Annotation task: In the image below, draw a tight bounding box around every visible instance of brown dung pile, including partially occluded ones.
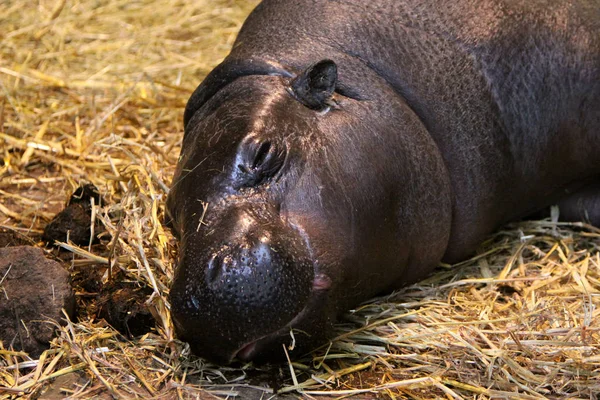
[0,1,598,398]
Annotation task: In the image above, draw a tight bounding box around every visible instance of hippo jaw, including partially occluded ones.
[172,269,333,364]
[232,273,332,362]
[168,200,336,363]
[171,276,330,364]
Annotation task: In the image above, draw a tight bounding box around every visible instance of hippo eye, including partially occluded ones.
[252,141,271,170]
[235,140,285,187]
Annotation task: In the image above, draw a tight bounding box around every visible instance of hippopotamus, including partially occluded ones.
[166,0,600,363]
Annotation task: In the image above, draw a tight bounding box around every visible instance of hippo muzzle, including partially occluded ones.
[169,205,315,363]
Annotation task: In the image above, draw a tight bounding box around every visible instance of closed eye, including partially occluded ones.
[252,141,271,170]
[235,140,286,188]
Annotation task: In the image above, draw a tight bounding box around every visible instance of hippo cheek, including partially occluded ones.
[169,229,316,364]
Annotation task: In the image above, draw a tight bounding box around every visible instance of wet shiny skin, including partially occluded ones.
[167,0,600,363]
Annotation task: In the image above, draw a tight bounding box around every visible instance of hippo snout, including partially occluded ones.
[169,213,314,363]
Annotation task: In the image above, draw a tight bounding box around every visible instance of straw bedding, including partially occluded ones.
[0,1,598,398]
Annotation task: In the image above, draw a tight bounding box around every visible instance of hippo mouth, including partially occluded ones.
[232,273,332,362]
[233,304,309,361]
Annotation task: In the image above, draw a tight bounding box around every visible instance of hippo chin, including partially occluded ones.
[166,0,600,363]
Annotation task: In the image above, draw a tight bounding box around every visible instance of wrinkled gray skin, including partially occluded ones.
[166,0,600,364]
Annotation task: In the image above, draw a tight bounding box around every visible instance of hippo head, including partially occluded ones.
[166,58,451,363]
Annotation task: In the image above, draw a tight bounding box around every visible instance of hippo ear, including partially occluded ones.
[290,60,338,110]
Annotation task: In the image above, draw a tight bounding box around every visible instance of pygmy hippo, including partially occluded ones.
[166,0,600,363]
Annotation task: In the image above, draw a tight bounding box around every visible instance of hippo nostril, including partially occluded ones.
[206,254,224,284]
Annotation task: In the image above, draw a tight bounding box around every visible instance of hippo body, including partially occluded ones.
[167,0,600,363]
